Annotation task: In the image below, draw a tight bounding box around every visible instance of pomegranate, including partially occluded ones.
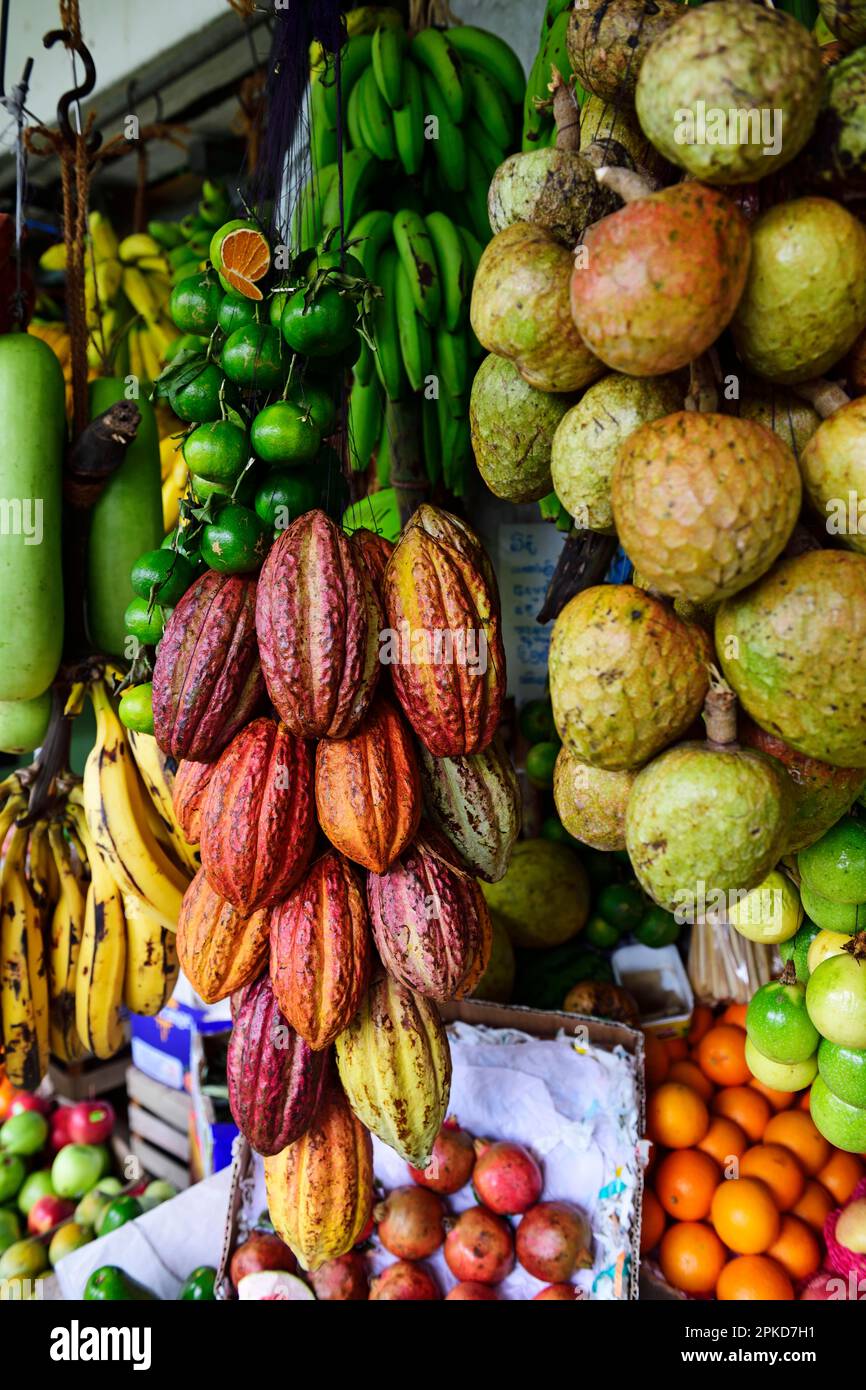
[516,1202,593,1283]
[472,1140,543,1216]
[799,1268,858,1300]
[408,1120,476,1195]
[375,1186,446,1260]
[369,1260,441,1300]
[309,1252,369,1301]
[443,1206,515,1285]
[534,1283,579,1300]
[445,1281,500,1300]
[230,1231,297,1287]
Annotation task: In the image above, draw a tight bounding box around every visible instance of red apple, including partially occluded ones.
[10,1092,51,1118]
[68,1100,115,1145]
[27,1194,75,1235]
[49,1108,74,1154]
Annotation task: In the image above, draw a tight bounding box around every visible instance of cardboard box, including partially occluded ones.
[612,943,695,1040]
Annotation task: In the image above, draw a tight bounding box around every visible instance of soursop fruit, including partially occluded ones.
[551,372,682,533]
[470,354,574,503]
[553,747,636,852]
[488,149,617,248]
[567,0,683,105]
[738,389,821,461]
[799,397,866,553]
[809,47,866,189]
[635,3,822,184]
[819,0,866,47]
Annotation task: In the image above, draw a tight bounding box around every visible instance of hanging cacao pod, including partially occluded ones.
[315,697,422,873]
[335,968,452,1166]
[152,571,264,761]
[227,974,328,1156]
[264,1075,374,1272]
[417,733,521,882]
[367,831,493,1001]
[199,717,315,914]
[270,851,371,1050]
[175,867,269,1003]
[348,528,394,605]
[172,757,215,844]
[383,505,505,757]
[255,510,382,739]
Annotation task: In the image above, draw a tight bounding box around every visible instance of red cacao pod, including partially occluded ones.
[383,505,505,756]
[315,697,422,873]
[199,717,315,914]
[417,732,521,882]
[367,831,493,1002]
[270,850,371,1050]
[348,528,393,605]
[256,510,382,739]
[172,757,215,844]
[227,973,328,1156]
[153,571,264,761]
[175,867,269,1004]
[264,1076,374,1272]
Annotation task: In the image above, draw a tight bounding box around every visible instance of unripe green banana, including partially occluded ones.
[424,211,469,333]
[394,259,433,392]
[348,373,383,471]
[464,61,515,149]
[411,28,466,122]
[464,116,508,180]
[357,64,397,162]
[371,24,407,108]
[392,207,441,327]
[372,245,406,401]
[348,208,394,277]
[418,70,466,192]
[434,325,470,398]
[443,24,526,104]
[392,59,425,176]
[322,33,374,129]
[321,148,379,233]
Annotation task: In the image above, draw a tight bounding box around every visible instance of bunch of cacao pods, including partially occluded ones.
[154,503,521,1272]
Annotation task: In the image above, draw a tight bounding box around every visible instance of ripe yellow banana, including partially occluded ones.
[89,211,120,263]
[122,266,161,322]
[118,232,162,263]
[127,728,200,878]
[72,807,127,1061]
[47,822,88,1064]
[122,891,179,1017]
[27,820,58,909]
[138,325,163,383]
[0,822,50,1088]
[83,681,188,930]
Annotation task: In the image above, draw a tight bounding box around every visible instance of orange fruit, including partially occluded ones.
[698,1116,748,1169]
[749,1077,795,1111]
[716,1254,793,1301]
[688,1004,713,1046]
[647,1082,710,1149]
[763,1110,830,1177]
[668,1059,714,1102]
[767,1214,821,1282]
[659,1221,727,1295]
[640,1188,666,1253]
[817,1150,864,1205]
[710,1176,780,1254]
[740,1144,805,1212]
[791,1179,834,1232]
[721,1002,749,1028]
[655,1149,720,1221]
[799,1087,812,1111]
[218,227,270,301]
[712,1085,771,1143]
[697,1024,751,1087]
[644,1033,670,1088]
[664,1037,689,1062]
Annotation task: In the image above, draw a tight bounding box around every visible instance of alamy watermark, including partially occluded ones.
[0,497,42,545]
[379,622,488,677]
[672,880,782,927]
[674,103,783,160]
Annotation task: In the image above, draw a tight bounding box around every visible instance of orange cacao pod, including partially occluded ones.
[315,697,422,873]
[367,831,493,1001]
[270,851,371,1050]
[264,1075,374,1272]
[348,528,394,605]
[175,867,269,1004]
[383,505,505,756]
[199,717,315,914]
[172,757,215,844]
[255,510,382,739]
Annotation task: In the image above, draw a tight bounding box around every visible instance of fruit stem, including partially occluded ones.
[703,667,738,748]
[685,353,720,414]
[843,930,866,961]
[593,166,654,202]
[792,378,850,419]
[550,67,581,152]
[779,960,797,986]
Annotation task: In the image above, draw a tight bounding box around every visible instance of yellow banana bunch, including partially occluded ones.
[68,804,127,1061]
[127,728,200,878]
[46,822,88,1064]
[162,443,190,533]
[122,891,179,1017]
[0,819,50,1089]
[90,211,120,263]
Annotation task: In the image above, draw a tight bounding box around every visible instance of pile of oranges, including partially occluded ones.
[641,1003,865,1300]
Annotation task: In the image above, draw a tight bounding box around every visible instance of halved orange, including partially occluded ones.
[215,222,270,301]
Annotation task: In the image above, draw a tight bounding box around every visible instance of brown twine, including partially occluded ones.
[232,69,266,174]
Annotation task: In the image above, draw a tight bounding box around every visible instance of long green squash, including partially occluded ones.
[0,334,65,700]
[86,379,162,657]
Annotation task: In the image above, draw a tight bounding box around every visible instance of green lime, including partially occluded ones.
[96,1196,143,1238]
[634,905,681,949]
[285,378,338,437]
[124,598,169,645]
[0,1207,20,1256]
[779,919,822,982]
[201,504,269,573]
[169,272,224,334]
[165,332,207,362]
[209,217,259,273]
[799,879,866,933]
[585,915,621,950]
[118,684,155,735]
[84,1265,157,1302]
[254,470,318,530]
[540,815,580,848]
[518,698,557,744]
[526,741,559,789]
[183,419,250,483]
[190,475,233,504]
[817,1037,866,1108]
[268,288,295,327]
[220,324,285,390]
[746,974,820,1065]
[131,548,196,605]
[178,1265,217,1301]
[596,882,645,932]
[0,1153,25,1205]
[251,400,321,465]
[280,285,356,356]
[217,292,259,335]
[798,815,866,904]
[172,363,233,423]
[162,527,204,569]
[303,249,366,281]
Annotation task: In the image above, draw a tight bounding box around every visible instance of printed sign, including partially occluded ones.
[497,523,566,701]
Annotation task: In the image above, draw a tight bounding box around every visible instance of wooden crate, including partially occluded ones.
[49,1049,132,1101]
[126,1066,192,1190]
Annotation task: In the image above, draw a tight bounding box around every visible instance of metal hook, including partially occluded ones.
[43,27,101,153]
